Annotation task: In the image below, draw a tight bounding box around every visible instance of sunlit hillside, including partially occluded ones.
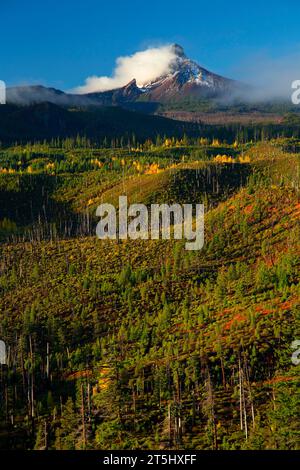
[0,138,299,450]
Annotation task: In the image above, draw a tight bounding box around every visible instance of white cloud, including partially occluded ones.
[233,49,300,101]
[72,45,177,94]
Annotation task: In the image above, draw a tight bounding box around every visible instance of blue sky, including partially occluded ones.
[1,0,300,90]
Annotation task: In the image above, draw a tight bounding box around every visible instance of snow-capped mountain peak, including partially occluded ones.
[6,44,241,108]
[140,44,236,101]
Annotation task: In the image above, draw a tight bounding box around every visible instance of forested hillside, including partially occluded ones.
[0,137,299,449]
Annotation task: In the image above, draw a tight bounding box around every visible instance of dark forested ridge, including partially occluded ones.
[0,103,200,143]
[2,102,300,146]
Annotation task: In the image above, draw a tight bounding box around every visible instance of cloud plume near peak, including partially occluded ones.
[73,45,177,94]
